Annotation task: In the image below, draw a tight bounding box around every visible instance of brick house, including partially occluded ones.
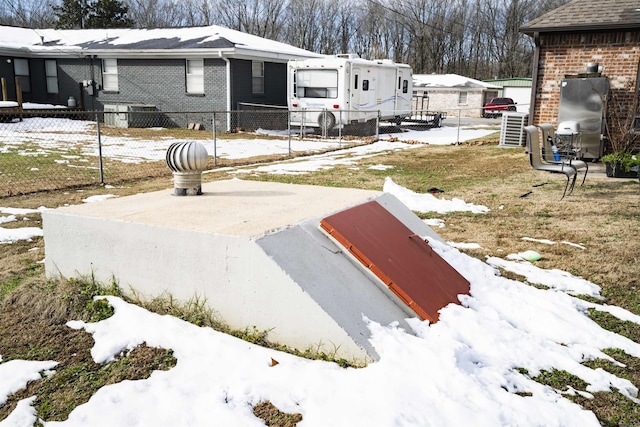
[0,25,319,129]
[413,74,500,118]
[520,0,640,155]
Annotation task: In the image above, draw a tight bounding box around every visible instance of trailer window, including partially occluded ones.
[362,80,369,91]
[296,69,338,98]
[402,80,408,94]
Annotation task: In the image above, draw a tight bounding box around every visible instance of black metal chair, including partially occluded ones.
[524,125,578,199]
[537,123,589,186]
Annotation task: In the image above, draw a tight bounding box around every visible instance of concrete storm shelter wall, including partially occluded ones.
[43,179,461,362]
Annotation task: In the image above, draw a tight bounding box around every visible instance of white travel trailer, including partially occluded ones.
[287,54,413,134]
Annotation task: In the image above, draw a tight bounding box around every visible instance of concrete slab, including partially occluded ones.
[43,178,444,362]
[58,178,382,237]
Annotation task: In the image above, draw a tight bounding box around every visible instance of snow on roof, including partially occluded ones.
[413,74,500,90]
[0,25,320,59]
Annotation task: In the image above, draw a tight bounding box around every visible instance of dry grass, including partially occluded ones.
[1,135,640,425]
[0,277,177,421]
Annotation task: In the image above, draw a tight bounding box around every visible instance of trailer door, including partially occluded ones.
[396,67,412,114]
[352,67,361,117]
[352,67,374,120]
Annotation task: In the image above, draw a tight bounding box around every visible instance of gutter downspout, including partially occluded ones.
[219,51,231,132]
[528,31,541,126]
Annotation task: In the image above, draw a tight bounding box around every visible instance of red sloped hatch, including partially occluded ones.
[320,200,470,323]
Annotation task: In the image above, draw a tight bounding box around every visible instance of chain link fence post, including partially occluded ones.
[287,109,292,157]
[338,109,343,147]
[212,111,217,167]
[96,111,104,184]
[457,108,462,144]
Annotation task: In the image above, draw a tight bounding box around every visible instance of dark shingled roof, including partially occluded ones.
[521,0,640,34]
[73,36,236,50]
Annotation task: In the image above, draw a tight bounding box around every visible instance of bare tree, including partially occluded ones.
[5,0,572,78]
[181,0,216,27]
[283,0,344,54]
[124,0,184,28]
[481,0,537,78]
[215,0,286,40]
[353,1,389,59]
[335,0,357,55]
[0,0,56,27]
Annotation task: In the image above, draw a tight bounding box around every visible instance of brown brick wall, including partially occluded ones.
[533,30,640,127]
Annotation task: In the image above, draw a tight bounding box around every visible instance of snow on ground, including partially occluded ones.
[383,177,489,214]
[0,117,497,164]
[0,207,48,244]
[2,226,637,426]
[3,120,639,426]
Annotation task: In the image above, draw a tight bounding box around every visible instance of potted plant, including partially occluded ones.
[601,151,639,178]
[602,83,640,178]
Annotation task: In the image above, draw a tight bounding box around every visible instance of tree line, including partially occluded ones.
[0,0,570,79]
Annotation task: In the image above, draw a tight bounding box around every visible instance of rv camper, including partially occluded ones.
[288,54,413,134]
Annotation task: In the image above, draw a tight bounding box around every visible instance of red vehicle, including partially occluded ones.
[483,97,516,118]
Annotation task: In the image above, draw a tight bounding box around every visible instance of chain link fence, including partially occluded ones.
[0,105,452,198]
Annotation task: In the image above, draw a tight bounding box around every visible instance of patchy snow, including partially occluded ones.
[448,241,483,250]
[4,237,638,426]
[3,120,636,427]
[0,227,43,244]
[383,176,489,214]
[0,361,57,407]
[522,236,556,245]
[0,207,49,243]
[81,195,117,203]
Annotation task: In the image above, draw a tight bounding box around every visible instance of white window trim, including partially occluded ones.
[458,91,468,105]
[252,61,264,95]
[186,59,204,94]
[102,59,119,92]
[14,58,31,93]
[45,59,59,94]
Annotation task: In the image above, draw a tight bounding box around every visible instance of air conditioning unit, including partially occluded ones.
[103,104,156,128]
[499,112,529,148]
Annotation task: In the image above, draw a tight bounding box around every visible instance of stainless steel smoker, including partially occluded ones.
[557,68,609,160]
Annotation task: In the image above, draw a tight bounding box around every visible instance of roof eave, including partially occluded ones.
[231,46,322,62]
[521,23,640,36]
[75,47,237,58]
[3,45,320,61]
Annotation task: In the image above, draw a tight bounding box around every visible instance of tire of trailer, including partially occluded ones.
[318,112,336,134]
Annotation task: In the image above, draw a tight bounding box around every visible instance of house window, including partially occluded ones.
[102,59,119,92]
[186,59,204,94]
[458,91,468,104]
[14,58,31,93]
[45,60,59,94]
[252,61,264,94]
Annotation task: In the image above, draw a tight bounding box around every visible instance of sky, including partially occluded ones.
[2,121,640,426]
